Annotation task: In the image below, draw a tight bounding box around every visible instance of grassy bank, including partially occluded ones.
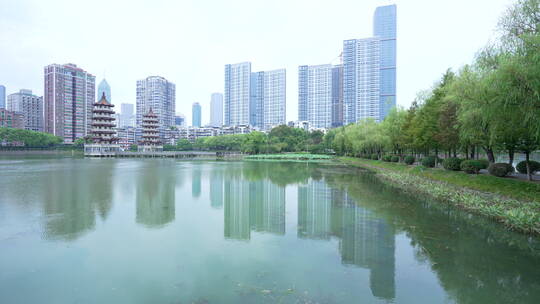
[245,153,333,160]
[339,157,540,235]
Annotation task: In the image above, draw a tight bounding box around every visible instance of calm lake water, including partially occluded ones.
[0,157,539,304]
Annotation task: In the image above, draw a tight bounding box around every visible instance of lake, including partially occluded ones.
[0,157,539,303]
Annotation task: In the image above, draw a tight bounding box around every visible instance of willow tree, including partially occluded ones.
[452,66,498,163]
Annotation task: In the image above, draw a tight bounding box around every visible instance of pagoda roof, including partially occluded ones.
[96,92,113,106]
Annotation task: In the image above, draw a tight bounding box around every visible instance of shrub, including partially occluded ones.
[371,154,379,160]
[421,156,436,168]
[460,160,484,174]
[391,156,399,163]
[382,155,392,162]
[488,163,514,177]
[477,159,490,170]
[516,160,540,174]
[404,156,415,165]
[442,157,462,171]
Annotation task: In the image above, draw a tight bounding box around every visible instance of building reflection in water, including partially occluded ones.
[43,161,115,241]
[210,168,223,209]
[192,165,202,198]
[223,172,286,240]
[299,179,396,301]
[136,163,176,228]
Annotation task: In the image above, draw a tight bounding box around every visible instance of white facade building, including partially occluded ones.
[224,62,251,126]
[343,38,381,123]
[298,64,333,129]
[7,89,43,132]
[136,76,175,139]
[262,69,286,131]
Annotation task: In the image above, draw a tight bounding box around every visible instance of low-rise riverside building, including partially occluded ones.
[117,126,136,150]
[0,109,24,129]
[84,93,120,156]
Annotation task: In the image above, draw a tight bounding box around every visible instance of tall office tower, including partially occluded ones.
[224,62,251,126]
[331,65,344,127]
[343,38,381,124]
[97,79,111,104]
[44,63,96,143]
[119,103,134,127]
[374,4,397,120]
[136,76,175,138]
[210,93,223,127]
[298,64,333,129]
[7,89,43,131]
[0,85,5,109]
[192,102,202,127]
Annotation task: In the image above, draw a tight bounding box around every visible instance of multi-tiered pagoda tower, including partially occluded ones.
[138,108,163,152]
[84,93,120,156]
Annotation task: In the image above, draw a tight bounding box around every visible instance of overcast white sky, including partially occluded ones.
[0,0,513,125]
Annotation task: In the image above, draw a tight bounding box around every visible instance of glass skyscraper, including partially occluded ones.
[97,79,111,104]
[374,4,397,121]
[0,85,5,109]
[210,93,223,127]
[192,102,202,127]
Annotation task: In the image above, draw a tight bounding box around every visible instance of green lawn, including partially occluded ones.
[340,157,540,203]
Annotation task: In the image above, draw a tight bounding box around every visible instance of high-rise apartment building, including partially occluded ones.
[331,65,344,127]
[210,93,223,127]
[226,62,286,130]
[44,63,96,143]
[249,71,264,128]
[342,5,396,124]
[192,102,201,127]
[298,64,333,129]
[119,103,135,128]
[136,76,175,139]
[343,38,381,124]
[224,62,251,126]
[250,69,286,130]
[97,79,111,104]
[374,4,397,120]
[261,69,286,130]
[0,85,5,109]
[7,89,43,132]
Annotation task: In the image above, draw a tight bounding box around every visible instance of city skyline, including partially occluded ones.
[0,0,513,126]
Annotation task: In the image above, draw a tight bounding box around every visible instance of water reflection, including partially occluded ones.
[192,165,202,198]
[223,167,286,240]
[210,167,223,209]
[298,178,396,300]
[43,160,115,240]
[135,162,176,228]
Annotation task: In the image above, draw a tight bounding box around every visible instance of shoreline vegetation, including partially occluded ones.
[339,157,540,235]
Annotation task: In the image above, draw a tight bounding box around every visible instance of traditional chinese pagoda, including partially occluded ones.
[84,93,120,156]
[138,107,163,152]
